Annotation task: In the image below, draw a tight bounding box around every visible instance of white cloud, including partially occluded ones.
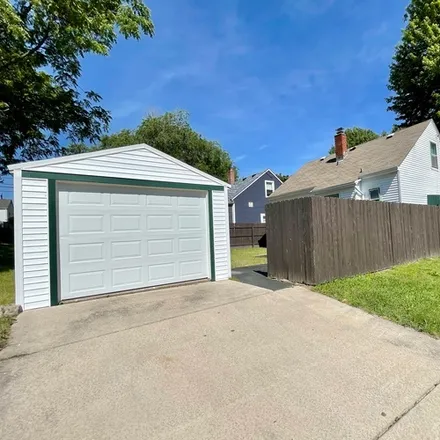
[215,107,247,121]
[357,22,393,64]
[112,100,144,119]
[259,144,268,151]
[234,154,247,162]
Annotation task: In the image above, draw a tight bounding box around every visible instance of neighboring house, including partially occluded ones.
[0,199,13,223]
[10,144,231,310]
[270,120,440,205]
[228,169,283,223]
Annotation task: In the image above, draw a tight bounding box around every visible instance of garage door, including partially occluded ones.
[58,182,210,300]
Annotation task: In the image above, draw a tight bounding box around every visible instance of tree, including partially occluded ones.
[328,127,380,154]
[0,0,154,173]
[276,173,289,182]
[387,0,440,127]
[63,110,233,181]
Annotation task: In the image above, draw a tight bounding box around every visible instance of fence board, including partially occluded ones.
[229,223,266,248]
[267,197,440,285]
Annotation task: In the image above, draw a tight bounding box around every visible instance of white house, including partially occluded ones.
[9,144,231,310]
[270,120,440,206]
[0,199,13,223]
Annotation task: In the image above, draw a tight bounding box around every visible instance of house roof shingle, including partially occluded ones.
[271,120,432,200]
[228,170,267,202]
[0,199,12,209]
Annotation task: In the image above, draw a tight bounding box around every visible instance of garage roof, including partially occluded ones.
[8,143,230,188]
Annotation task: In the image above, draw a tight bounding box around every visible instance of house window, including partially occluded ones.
[260,213,266,223]
[369,188,381,201]
[428,195,440,206]
[265,180,275,197]
[248,201,254,208]
[431,142,438,169]
[326,194,340,198]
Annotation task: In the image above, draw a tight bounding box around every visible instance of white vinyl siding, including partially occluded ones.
[361,173,400,203]
[21,177,50,309]
[212,189,231,281]
[339,188,355,199]
[399,121,440,204]
[32,148,217,186]
[316,173,399,202]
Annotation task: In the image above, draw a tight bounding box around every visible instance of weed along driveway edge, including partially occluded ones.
[1,281,440,439]
[0,244,16,350]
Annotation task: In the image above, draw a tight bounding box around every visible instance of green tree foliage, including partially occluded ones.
[63,111,233,181]
[328,127,380,154]
[0,0,154,173]
[276,173,289,182]
[387,0,440,127]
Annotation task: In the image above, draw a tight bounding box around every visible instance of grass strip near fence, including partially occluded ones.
[315,258,440,337]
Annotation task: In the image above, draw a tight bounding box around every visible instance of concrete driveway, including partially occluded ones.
[1,281,440,440]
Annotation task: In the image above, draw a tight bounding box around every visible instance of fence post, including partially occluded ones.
[251,225,255,248]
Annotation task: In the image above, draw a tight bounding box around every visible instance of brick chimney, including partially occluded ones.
[334,127,347,161]
[228,167,236,185]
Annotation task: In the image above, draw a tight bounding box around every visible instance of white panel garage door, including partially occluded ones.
[58,182,210,300]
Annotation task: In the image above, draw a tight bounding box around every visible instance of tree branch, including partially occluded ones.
[0,28,50,71]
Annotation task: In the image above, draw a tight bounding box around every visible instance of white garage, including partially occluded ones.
[10,144,231,310]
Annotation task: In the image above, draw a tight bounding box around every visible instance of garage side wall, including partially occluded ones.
[212,189,231,280]
[20,177,50,309]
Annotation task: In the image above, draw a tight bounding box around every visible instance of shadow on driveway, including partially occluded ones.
[231,264,293,291]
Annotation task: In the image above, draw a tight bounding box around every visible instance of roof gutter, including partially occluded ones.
[268,186,315,202]
[311,181,355,195]
[358,166,398,180]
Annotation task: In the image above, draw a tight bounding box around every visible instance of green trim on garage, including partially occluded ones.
[208,191,216,281]
[48,180,59,306]
[22,171,224,192]
[24,171,222,305]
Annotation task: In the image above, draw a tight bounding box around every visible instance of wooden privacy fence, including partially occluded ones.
[230,223,266,247]
[266,197,440,285]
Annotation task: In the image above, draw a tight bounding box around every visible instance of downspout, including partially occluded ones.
[397,169,403,203]
[353,178,363,200]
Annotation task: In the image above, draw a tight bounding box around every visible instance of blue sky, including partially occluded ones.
[0,0,408,198]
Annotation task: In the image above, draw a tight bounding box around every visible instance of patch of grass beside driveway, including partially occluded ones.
[231,247,267,269]
[314,258,440,337]
[0,243,15,350]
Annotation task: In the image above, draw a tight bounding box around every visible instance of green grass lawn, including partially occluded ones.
[0,244,15,350]
[231,247,267,269]
[315,258,440,337]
